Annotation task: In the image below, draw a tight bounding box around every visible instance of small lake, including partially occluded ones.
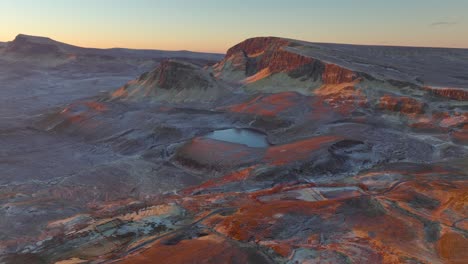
[204,128,270,148]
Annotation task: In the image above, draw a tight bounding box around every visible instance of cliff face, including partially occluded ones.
[322,64,358,85]
[379,95,426,115]
[426,87,468,101]
[225,37,289,57]
[226,37,315,76]
[212,37,360,91]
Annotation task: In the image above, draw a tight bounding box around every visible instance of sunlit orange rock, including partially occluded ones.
[411,112,468,134]
[225,37,290,58]
[175,138,265,170]
[322,64,358,85]
[227,92,303,116]
[426,87,468,101]
[378,94,426,115]
[184,166,257,195]
[437,232,468,264]
[118,234,272,264]
[213,36,363,94]
[264,136,342,165]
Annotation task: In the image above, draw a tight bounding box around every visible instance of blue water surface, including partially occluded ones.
[204,128,269,148]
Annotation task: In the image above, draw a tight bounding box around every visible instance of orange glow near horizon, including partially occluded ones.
[1,1,467,53]
[3,31,468,54]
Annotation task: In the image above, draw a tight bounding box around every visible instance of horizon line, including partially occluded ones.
[3,33,468,53]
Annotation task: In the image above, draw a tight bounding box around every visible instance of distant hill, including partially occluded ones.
[0,34,223,67]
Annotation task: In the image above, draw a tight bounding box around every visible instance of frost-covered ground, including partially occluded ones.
[1,36,467,264]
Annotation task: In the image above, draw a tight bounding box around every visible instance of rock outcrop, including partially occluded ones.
[426,87,468,101]
[112,60,230,102]
[212,37,361,94]
[378,94,426,115]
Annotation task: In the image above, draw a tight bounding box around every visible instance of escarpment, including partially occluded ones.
[379,95,426,115]
[211,37,467,124]
[212,37,361,94]
[322,64,358,85]
[426,87,468,101]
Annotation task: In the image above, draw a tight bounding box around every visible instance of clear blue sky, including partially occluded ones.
[0,0,466,52]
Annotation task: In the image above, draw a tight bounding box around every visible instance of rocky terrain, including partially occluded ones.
[111,60,231,103]
[0,36,467,263]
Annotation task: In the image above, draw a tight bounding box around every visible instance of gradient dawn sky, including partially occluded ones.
[1,0,467,53]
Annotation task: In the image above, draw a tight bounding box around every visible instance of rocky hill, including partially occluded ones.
[111,60,231,102]
[212,36,468,92]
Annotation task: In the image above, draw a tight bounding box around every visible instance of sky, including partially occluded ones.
[0,0,467,53]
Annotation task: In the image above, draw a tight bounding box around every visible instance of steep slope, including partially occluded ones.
[212,37,468,101]
[3,34,78,56]
[213,37,468,89]
[291,40,468,88]
[111,60,230,102]
[213,37,467,138]
[212,37,360,94]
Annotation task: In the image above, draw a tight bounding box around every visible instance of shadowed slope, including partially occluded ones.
[111,60,231,102]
